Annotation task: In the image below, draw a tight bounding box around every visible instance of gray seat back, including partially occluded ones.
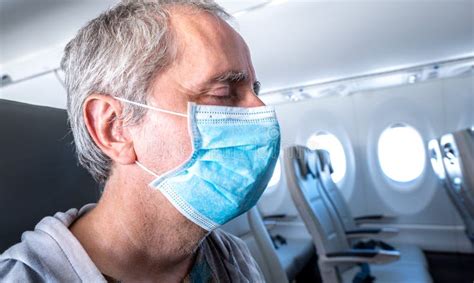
[247,208,288,283]
[440,128,474,242]
[284,146,350,256]
[453,129,474,208]
[0,99,100,252]
[429,137,471,233]
[221,209,288,283]
[316,150,357,232]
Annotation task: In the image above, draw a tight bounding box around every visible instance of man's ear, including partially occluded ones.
[83,94,137,165]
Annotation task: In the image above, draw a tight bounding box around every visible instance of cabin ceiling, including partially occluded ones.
[0,0,473,92]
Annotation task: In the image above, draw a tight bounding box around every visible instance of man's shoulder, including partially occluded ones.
[0,256,44,282]
[204,228,265,282]
[0,218,77,282]
[0,227,55,282]
[211,228,249,251]
[0,205,104,282]
[209,228,259,261]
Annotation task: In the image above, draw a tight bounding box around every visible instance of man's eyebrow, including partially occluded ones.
[214,71,249,84]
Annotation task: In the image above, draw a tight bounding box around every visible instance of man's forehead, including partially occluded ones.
[168,5,233,35]
[169,6,245,53]
[166,6,255,89]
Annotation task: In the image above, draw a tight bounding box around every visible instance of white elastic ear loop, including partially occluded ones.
[136,160,160,179]
[113,96,188,118]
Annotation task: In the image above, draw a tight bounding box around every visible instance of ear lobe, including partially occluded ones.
[83,94,137,165]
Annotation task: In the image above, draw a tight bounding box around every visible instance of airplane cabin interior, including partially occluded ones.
[0,1,473,282]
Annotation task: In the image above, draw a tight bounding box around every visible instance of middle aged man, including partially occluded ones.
[0,0,280,282]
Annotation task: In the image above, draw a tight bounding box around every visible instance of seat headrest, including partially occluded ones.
[285,145,309,177]
[306,150,319,178]
[312,150,323,176]
[0,99,99,252]
[284,145,318,178]
[316,150,334,174]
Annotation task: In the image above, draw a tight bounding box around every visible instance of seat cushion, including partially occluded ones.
[274,237,315,280]
[342,263,432,283]
[392,243,428,267]
[341,242,431,283]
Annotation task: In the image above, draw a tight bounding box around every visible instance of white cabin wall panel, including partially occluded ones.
[442,75,474,132]
[0,73,66,109]
[346,95,374,219]
[353,80,462,224]
[351,90,397,217]
[352,79,470,252]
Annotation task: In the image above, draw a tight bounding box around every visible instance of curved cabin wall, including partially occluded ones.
[259,74,474,253]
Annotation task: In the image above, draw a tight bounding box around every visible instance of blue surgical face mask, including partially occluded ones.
[114,97,281,231]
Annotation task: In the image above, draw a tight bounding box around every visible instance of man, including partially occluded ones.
[0,0,280,282]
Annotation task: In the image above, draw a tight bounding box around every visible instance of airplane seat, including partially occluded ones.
[440,128,474,242]
[221,210,287,283]
[284,145,432,283]
[315,150,356,231]
[0,99,100,253]
[316,149,428,267]
[248,207,315,281]
[455,129,474,212]
[316,150,396,226]
[221,207,315,282]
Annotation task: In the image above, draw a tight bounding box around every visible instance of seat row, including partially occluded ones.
[284,146,432,282]
[222,145,433,282]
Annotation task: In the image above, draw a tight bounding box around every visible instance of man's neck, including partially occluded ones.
[70,181,207,283]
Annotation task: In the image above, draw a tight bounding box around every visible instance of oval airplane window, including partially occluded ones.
[267,158,281,188]
[263,158,281,196]
[377,124,426,183]
[306,132,347,183]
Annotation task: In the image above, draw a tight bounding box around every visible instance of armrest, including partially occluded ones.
[345,227,399,239]
[263,214,298,221]
[262,214,298,229]
[323,249,400,265]
[354,214,397,225]
[354,214,384,221]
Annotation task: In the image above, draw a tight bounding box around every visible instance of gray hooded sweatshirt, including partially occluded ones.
[0,204,264,282]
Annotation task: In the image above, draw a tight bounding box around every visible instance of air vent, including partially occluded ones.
[0,74,13,87]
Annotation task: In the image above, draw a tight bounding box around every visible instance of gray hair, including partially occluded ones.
[61,0,230,184]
